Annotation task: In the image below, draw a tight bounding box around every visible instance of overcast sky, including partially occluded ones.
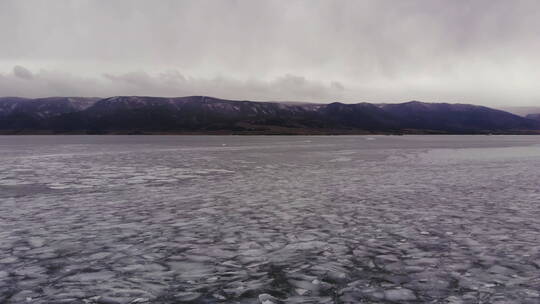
[1,0,540,106]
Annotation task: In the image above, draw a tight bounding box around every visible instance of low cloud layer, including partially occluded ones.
[0,66,345,102]
[1,0,540,106]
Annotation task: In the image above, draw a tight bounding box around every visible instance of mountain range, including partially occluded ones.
[501,106,540,117]
[0,96,539,134]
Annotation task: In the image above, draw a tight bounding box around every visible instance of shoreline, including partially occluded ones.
[1,130,540,135]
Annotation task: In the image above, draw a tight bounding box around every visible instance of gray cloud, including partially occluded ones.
[13,65,33,80]
[1,0,540,106]
[0,66,345,101]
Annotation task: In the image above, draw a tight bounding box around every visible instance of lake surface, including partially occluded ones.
[1,135,540,304]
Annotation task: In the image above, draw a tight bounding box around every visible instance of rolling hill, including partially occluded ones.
[1,96,538,134]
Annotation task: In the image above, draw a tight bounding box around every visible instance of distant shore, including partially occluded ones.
[1,129,539,135]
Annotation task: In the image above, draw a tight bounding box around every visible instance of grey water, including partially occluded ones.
[1,135,540,304]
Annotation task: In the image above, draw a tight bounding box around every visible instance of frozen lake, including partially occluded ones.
[1,135,540,304]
